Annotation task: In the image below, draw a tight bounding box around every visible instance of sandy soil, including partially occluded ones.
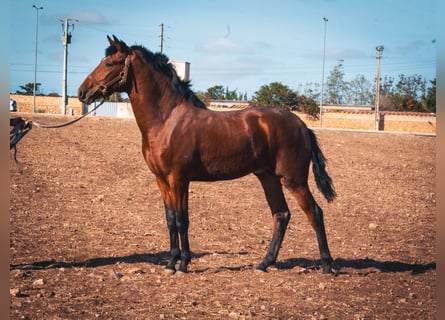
[10,113,435,319]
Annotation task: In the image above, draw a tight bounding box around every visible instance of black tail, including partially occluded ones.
[308,129,336,202]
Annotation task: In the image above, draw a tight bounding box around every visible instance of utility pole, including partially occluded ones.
[375,45,384,130]
[60,18,78,115]
[319,17,328,128]
[32,5,43,113]
[159,23,164,53]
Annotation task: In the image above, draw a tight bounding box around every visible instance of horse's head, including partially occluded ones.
[78,35,132,104]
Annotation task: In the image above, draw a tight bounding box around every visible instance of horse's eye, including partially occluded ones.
[105,62,114,68]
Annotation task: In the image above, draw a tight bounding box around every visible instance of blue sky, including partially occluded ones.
[10,0,436,98]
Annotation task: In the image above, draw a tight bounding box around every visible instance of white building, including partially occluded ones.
[171,61,190,81]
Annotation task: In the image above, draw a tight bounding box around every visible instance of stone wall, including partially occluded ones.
[10,94,83,115]
[294,111,436,133]
[11,94,436,134]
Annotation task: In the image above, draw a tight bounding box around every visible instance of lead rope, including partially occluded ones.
[10,98,105,163]
[31,98,105,129]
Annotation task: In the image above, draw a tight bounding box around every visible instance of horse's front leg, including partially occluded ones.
[176,206,191,273]
[157,177,191,274]
[164,203,180,273]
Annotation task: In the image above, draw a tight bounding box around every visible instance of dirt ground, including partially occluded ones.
[10,113,436,319]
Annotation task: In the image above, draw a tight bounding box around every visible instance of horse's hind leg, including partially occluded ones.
[255,171,291,272]
[287,183,333,274]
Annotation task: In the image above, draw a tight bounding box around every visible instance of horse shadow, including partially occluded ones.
[276,257,436,275]
[10,252,435,275]
[10,251,180,271]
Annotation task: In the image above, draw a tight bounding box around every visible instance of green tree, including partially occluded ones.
[296,95,319,119]
[379,76,396,110]
[347,74,374,105]
[16,82,40,95]
[251,82,298,109]
[325,63,347,104]
[385,74,429,112]
[225,86,238,100]
[207,85,226,100]
[196,85,240,105]
[395,74,426,101]
[297,82,320,102]
[424,79,436,113]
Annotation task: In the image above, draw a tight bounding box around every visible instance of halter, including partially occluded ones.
[88,55,132,96]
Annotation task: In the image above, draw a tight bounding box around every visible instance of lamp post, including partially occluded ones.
[375,45,384,130]
[32,5,43,113]
[60,18,78,115]
[319,17,328,127]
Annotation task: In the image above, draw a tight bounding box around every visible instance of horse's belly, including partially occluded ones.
[190,157,262,181]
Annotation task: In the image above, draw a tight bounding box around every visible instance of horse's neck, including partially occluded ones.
[128,61,180,130]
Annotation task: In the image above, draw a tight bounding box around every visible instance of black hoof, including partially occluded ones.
[321,261,336,274]
[255,263,268,273]
[322,266,332,274]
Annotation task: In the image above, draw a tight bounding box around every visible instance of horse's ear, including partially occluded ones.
[111,35,129,53]
[107,35,114,46]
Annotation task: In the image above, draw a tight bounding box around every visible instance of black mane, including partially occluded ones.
[106,44,207,109]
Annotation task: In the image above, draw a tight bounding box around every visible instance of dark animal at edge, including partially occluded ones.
[78,35,337,274]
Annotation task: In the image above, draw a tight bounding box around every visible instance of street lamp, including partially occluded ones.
[33,5,43,113]
[375,45,384,130]
[319,17,328,128]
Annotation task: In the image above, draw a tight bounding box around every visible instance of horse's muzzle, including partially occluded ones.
[78,86,99,105]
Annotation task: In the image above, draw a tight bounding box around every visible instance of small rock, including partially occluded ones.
[10,288,21,297]
[127,267,144,274]
[120,275,131,282]
[32,279,44,286]
[297,267,309,274]
[111,269,123,279]
[369,223,378,229]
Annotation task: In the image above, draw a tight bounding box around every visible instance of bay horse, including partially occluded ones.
[78,35,336,274]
